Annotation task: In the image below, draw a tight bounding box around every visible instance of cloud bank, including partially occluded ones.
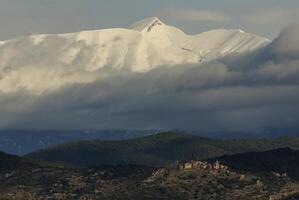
[1,26,299,136]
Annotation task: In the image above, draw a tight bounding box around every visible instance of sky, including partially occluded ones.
[0,0,299,40]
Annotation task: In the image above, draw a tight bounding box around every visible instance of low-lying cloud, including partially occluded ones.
[1,26,299,136]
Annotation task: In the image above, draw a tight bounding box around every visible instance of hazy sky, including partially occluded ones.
[0,0,299,40]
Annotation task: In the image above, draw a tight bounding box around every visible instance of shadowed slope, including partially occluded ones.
[209,148,299,179]
[0,151,46,171]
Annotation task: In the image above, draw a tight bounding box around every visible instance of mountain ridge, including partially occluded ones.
[26,132,299,167]
[0,17,270,94]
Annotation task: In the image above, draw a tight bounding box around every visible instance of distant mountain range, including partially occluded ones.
[2,130,299,156]
[27,132,299,167]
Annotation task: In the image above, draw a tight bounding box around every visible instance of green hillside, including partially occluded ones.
[26,132,299,167]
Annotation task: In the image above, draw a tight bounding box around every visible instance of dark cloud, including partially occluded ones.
[1,26,299,136]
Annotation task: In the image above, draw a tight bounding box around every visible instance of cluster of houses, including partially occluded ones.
[181,160,228,171]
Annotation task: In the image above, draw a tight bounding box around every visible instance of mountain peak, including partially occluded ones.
[0,18,270,93]
[129,16,165,32]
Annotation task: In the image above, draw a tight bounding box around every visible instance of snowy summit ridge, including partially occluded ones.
[130,16,165,32]
[0,17,270,93]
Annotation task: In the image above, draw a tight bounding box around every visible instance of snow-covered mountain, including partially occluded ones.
[0,17,270,93]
